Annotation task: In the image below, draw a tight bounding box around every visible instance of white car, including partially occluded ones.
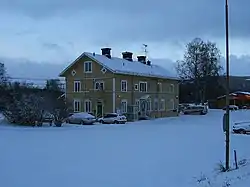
[99,113,127,124]
[233,122,250,134]
[223,105,239,111]
[183,104,208,115]
[65,112,96,125]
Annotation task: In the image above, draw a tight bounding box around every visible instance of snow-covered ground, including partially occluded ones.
[0,110,250,187]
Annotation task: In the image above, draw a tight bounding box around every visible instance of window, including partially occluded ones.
[170,99,175,110]
[160,99,165,111]
[121,99,127,113]
[101,67,107,74]
[71,70,76,76]
[134,84,138,90]
[73,99,81,112]
[170,84,174,93]
[139,81,147,92]
[74,81,81,92]
[147,98,151,111]
[104,113,118,118]
[84,100,92,113]
[157,82,162,92]
[135,99,140,112]
[95,81,104,90]
[121,80,127,92]
[84,61,92,73]
[154,98,158,111]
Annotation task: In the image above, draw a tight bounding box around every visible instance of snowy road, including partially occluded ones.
[0,110,250,187]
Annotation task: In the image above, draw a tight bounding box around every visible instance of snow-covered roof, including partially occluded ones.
[59,52,179,80]
[217,91,250,99]
[234,91,250,95]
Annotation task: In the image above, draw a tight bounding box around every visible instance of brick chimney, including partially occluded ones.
[122,51,133,61]
[101,48,111,58]
[137,56,146,64]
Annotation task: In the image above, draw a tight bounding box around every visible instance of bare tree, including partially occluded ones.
[176,38,222,103]
[45,79,62,92]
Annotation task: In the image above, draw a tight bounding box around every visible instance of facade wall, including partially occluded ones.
[63,55,114,117]
[62,55,179,119]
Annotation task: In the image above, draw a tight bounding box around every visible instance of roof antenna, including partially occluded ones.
[142,44,148,59]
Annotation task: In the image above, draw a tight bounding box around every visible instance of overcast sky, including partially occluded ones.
[1,0,250,78]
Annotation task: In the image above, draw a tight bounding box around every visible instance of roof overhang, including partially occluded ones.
[59,53,86,77]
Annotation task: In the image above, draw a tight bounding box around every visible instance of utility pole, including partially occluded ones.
[225,0,230,171]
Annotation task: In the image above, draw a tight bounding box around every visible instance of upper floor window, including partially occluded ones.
[134,84,138,91]
[170,84,174,93]
[157,82,162,92]
[84,61,92,73]
[139,81,147,92]
[95,81,105,90]
[121,80,127,92]
[74,81,81,92]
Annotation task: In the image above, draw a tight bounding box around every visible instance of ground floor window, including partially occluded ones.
[73,99,81,112]
[146,99,151,111]
[135,99,140,112]
[84,100,92,113]
[160,99,165,111]
[170,99,175,110]
[154,98,158,111]
[121,99,127,113]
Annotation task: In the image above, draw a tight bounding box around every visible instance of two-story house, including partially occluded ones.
[59,48,179,120]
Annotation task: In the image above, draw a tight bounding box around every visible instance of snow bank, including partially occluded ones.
[0,109,249,187]
[194,159,250,187]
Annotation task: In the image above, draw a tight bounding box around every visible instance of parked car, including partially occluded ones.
[233,122,250,134]
[42,112,54,125]
[223,105,239,110]
[183,104,208,115]
[99,113,127,124]
[65,112,96,125]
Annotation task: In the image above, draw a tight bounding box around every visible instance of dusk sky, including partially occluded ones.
[1,0,250,78]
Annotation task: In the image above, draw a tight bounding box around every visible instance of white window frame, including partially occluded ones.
[147,98,152,111]
[121,99,128,113]
[84,61,92,73]
[134,84,138,90]
[160,99,165,111]
[139,81,147,92]
[74,80,81,92]
[73,99,81,112]
[170,99,175,110]
[84,99,92,113]
[94,81,105,90]
[170,84,174,93]
[157,82,162,92]
[121,80,127,92]
[135,99,140,112]
[154,98,158,111]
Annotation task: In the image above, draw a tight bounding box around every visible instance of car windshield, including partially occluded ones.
[104,114,117,118]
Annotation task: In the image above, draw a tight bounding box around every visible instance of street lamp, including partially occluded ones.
[225,0,230,171]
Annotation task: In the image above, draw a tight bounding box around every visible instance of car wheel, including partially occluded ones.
[81,120,85,125]
[240,129,246,134]
[113,120,118,124]
[100,120,104,124]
